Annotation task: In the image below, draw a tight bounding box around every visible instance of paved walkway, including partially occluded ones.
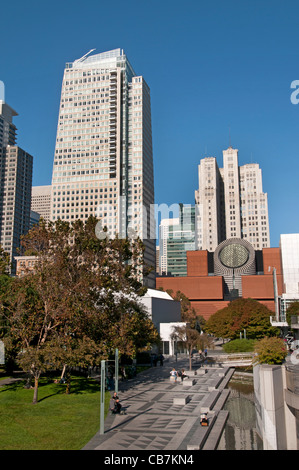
[83,356,234,451]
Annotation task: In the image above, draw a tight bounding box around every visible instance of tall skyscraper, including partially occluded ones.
[194,156,224,252]
[195,146,270,251]
[50,49,155,286]
[0,101,33,272]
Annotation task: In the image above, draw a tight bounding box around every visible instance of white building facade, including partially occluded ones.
[50,49,155,286]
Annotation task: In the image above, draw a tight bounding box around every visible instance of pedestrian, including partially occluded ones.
[200,413,209,426]
[159,354,164,366]
[121,366,126,381]
[170,367,178,382]
[110,392,119,413]
[204,348,208,357]
[112,398,122,414]
[180,368,189,382]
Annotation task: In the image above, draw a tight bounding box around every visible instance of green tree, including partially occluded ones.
[205,298,279,340]
[171,324,202,370]
[0,245,10,275]
[253,337,287,365]
[0,217,158,403]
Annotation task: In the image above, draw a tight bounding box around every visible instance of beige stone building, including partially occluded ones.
[31,185,51,222]
[195,146,270,251]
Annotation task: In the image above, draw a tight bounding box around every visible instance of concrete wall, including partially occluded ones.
[253,364,298,450]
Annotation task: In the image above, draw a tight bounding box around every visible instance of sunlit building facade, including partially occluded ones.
[195,147,270,251]
[50,49,155,286]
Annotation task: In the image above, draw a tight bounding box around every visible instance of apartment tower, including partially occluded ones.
[50,49,155,286]
[0,101,33,272]
[195,146,270,251]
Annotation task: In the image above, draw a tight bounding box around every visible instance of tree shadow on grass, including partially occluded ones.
[0,376,101,404]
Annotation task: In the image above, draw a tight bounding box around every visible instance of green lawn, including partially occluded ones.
[0,376,111,450]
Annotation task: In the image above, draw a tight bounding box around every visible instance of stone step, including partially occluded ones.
[201,411,229,450]
[200,389,220,413]
[173,395,191,405]
[186,414,217,450]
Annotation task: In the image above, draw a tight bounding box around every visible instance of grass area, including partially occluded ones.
[222,338,256,353]
[0,375,111,450]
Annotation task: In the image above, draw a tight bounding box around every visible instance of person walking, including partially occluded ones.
[159,354,164,366]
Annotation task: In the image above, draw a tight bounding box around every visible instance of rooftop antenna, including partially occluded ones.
[228,125,232,148]
[73,49,96,64]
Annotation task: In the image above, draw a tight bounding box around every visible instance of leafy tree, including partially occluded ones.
[0,245,10,275]
[286,301,299,328]
[253,337,287,365]
[171,324,202,370]
[0,217,159,403]
[205,298,279,340]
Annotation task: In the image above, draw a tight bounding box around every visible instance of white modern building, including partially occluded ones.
[195,146,270,251]
[140,289,183,356]
[50,48,155,286]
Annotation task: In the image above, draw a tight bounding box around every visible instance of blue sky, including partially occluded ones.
[1,0,299,247]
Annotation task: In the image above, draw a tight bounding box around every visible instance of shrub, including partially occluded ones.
[222,339,256,353]
[254,337,287,365]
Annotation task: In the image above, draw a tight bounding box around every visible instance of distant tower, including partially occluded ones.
[31,185,52,223]
[195,146,270,251]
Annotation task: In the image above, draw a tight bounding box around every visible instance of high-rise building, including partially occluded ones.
[195,146,270,251]
[0,100,33,273]
[31,185,51,222]
[166,205,196,277]
[0,145,33,272]
[158,217,179,275]
[0,101,17,148]
[194,156,224,252]
[50,49,155,286]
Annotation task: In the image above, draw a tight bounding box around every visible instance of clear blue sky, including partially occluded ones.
[1,0,299,248]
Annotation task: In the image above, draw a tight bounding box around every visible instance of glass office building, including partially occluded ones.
[167,204,195,276]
